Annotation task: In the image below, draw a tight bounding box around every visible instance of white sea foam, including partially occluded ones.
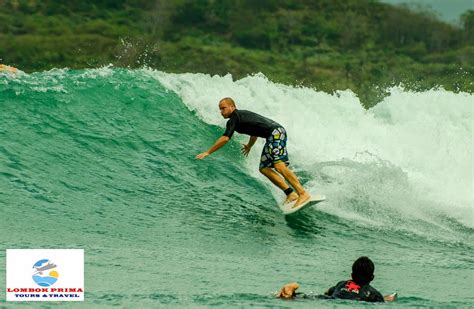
[149,70,473,230]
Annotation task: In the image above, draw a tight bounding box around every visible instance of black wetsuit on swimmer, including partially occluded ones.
[295,280,384,302]
[222,110,281,139]
[326,280,384,302]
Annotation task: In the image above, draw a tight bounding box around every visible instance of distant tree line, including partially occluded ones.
[0,0,472,106]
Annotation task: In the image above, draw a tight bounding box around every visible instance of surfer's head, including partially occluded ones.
[219,97,236,119]
[351,256,375,286]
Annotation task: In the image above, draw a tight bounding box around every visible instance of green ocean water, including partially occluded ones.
[1,68,473,308]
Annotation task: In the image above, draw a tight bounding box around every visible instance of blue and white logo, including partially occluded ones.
[32,259,59,287]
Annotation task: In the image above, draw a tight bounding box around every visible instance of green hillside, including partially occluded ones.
[1,0,472,106]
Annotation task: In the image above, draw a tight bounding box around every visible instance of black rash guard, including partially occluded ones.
[222,109,282,139]
[326,280,384,302]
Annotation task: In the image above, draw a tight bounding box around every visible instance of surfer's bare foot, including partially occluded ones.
[292,191,310,208]
[284,192,298,204]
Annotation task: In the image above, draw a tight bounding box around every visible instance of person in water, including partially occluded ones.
[195,97,310,207]
[277,256,397,302]
[0,64,18,73]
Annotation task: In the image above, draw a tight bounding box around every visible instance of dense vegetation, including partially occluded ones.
[1,0,472,106]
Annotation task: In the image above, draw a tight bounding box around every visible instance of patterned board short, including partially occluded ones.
[259,127,290,168]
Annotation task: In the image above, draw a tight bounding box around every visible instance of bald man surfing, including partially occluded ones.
[196,97,310,208]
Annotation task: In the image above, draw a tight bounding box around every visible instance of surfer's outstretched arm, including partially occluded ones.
[247,136,257,147]
[241,136,257,157]
[196,136,230,159]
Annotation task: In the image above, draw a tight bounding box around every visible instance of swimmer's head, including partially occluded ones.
[351,256,375,286]
[219,97,236,119]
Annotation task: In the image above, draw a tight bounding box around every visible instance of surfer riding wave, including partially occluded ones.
[196,97,311,208]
